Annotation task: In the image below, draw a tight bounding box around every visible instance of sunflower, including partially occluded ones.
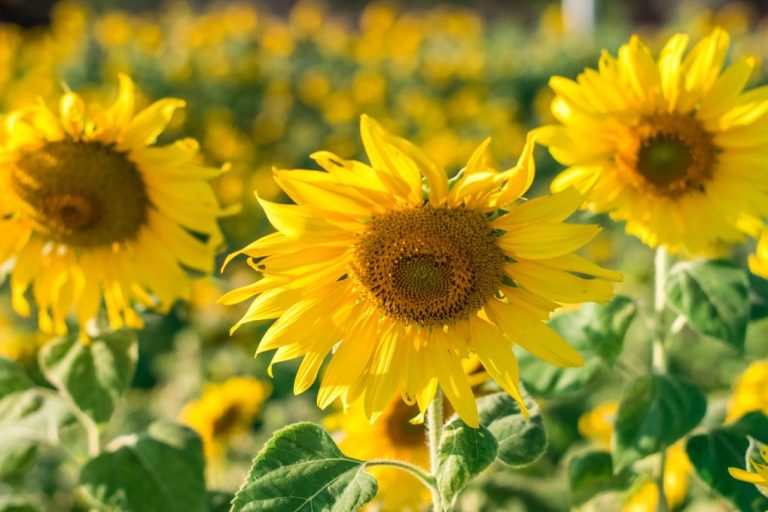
[578,401,618,449]
[325,396,431,512]
[223,115,620,427]
[539,28,768,262]
[180,376,272,460]
[729,442,768,494]
[726,359,768,423]
[0,75,224,334]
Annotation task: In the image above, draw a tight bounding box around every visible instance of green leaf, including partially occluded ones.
[80,422,206,512]
[436,416,498,505]
[686,412,768,512]
[0,389,74,478]
[231,422,377,512]
[0,358,32,399]
[613,373,706,472]
[569,450,629,505]
[40,330,137,423]
[477,392,546,467]
[666,259,749,351]
[520,296,637,397]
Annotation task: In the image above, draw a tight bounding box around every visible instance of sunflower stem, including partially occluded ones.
[653,246,670,512]
[427,387,444,511]
[364,459,436,490]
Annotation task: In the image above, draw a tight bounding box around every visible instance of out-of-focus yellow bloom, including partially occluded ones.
[578,401,619,449]
[180,376,271,459]
[726,360,768,423]
[325,397,430,512]
[0,306,45,361]
[623,444,692,511]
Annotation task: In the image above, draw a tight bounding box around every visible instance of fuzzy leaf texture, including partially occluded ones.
[477,392,546,467]
[231,422,378,512]
[666,259,749,351]
[40,330,137,424]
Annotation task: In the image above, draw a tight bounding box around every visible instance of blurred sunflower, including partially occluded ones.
[0,305,45,361]
[726,359,768,423]
[540,28,768,262]
[223,115,620,427]
[0,74,224,334]
[180,376,271,460]
[578,401,618,449]
[729,441,768,495]
[325,397,430,512]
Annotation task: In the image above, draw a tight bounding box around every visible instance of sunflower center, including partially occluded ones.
[350,206,504,326]
[9,140,149,247]
[384,401,425,447]
[616,114,716,197]
[212,404,243,437]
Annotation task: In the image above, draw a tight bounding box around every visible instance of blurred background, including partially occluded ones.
[1,1,768,510]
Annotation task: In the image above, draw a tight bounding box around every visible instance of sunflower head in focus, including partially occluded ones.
[325,396,430,511]
[180,376,272,460]
[726,359,768,423]
[540,28,768,265]
[223,115,621,427]
[0,75,224,334]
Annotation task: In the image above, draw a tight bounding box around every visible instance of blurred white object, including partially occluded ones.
[562,0,595,36]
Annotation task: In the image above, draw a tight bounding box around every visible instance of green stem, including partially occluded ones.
[81,412,101,458]
[653,246,669,512]
[427,387,444,512]
[365,459,436,490]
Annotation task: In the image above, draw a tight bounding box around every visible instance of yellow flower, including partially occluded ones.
[325,397,430,512]
[726,359,768,423]
[0,75,224,334]
[729,442,768,493]
[540,29,768,261]
[578,401,619,449]
[180,376,272,459]
[623,444,693,511]
[223,115,620,427]
[0,303,45,361]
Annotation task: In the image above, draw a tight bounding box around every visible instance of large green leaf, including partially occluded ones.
[231,422,377,512]
[0,358,32,399]
[80,422,206,512]
[569,450,629,505]
[477,392,546,467]
[436,416,498,506]
[520,296,637,397]
[666,260,749,351]
[0,389,74,478]
[40,331,137,423]
[686,412,768,512]
[613,374,706,472]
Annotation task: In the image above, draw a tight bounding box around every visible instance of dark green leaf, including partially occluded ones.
[0,358,32,399]
[748,273,768,321]
[80,422,206,512]
[666,260,749,351]
[477,392,546,467]
[686,412,768,512]
[231,422,377,512]
[613,374,706,472]
[436,416,498,505]
[569,450,629,505]
[40,331,137,423]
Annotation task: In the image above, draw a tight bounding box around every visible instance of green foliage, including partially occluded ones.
[666,260,749,351]
[569,450,629,505]
[231,422,377,512]
[436,417,498,506]
[686,412,768,512]
[0,358,32,399]
[40,331,137,424]
[80,422,207,512]
[477,392,547,467]
[613,373,706,472]
[520,296,637,397]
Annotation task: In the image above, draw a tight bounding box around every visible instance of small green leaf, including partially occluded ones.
[477,392,546,467]
[231,422,377,512]
[666,259,749,351]
[0,358,32,399]
[436,416,498,505]
[520,296,637,397]
[40,330,137,423]
[0,389,74,478]
[613,374,706,472]
[686,412,768,512]
[569,450,629,505]
[80,422,206,512]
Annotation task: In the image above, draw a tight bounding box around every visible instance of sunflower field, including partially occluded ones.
[1,0,768,511]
